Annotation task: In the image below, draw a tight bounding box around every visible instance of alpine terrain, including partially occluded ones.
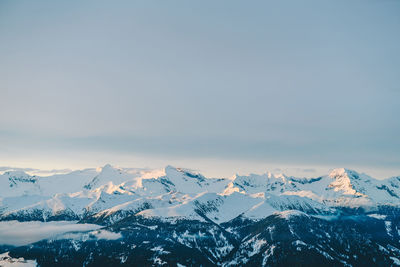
[1,165,400,266]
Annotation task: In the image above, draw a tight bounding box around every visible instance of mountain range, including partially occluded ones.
[1,165,400,266]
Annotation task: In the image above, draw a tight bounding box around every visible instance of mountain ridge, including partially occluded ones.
[1,164,399,224]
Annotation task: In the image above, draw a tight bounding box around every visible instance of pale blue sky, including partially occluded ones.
[0,0,399,178]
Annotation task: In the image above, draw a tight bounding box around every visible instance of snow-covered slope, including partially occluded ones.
[1,165,399,224]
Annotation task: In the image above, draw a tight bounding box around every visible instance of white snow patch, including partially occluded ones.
[367,214,387,220]
[391,256,400,266]
[150,246,170,255]
[292,240,307,246]
[378,244,389,253]
[385,221,392,236]
[262,245,276,266]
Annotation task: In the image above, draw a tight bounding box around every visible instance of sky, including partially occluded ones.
[0,0,399,178]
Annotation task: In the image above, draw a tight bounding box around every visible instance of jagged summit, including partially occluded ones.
[329,167,353,176]
[100,163,116,171]
[329,168,367,180]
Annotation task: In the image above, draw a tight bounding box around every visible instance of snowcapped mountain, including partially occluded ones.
[2,165,400,266]
[1,165,400,223]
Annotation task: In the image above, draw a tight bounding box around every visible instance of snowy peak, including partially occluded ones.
[164,166,206,183]
[97,164,123,176]
[4,171,37,184]
[99,163,115,172]
[328,168,364,196]
[84,164,134,190]
[0,171,40,197]
[327,168,379,198]
[226,172,293,195]
[162,166,228,194]
[328,168,376,183]
[329,168,362,181]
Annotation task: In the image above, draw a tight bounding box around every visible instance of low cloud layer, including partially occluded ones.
[0,221,102,246]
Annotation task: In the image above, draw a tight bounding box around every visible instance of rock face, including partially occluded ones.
[1,165,400,266]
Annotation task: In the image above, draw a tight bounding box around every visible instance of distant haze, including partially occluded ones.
[0,0,399,178]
